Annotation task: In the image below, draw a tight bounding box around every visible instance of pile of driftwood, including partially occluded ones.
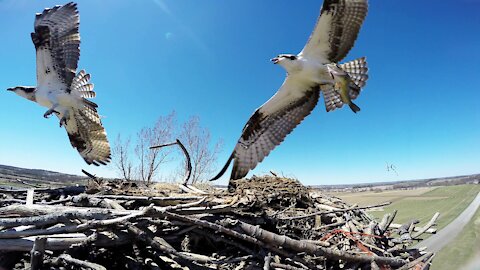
[0,175,438,270]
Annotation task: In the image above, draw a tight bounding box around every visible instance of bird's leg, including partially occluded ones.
[43,105,60,118]
[59,110,70,128]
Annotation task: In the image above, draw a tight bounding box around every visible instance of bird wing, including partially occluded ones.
[230,79,320,180]
[61,100,111,166]
[300,0,368,63]
[31,2,80,88]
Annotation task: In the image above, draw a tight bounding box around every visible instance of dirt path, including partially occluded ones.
[414,191,480,252]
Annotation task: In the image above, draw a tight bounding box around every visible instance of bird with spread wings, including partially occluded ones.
[7,2,111,166]
[211,0,369,182]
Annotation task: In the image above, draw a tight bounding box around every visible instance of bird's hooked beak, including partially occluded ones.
[271,57,279,64]
[6,87,14,91]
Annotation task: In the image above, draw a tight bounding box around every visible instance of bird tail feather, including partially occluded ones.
[349,102,361,113]
[71,70,96,99]
[339,57,369,100]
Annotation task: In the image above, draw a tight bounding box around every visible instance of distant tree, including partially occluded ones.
[135,112,176,184]
[178,116,223,184]
[111,134,134,181]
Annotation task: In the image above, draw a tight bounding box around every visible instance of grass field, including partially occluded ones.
[431,207,480,270]
[330,185,480,230]
[329,187,435,206]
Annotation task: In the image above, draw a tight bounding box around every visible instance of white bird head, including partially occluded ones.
[7,86,36,101]
[271,54,300,72]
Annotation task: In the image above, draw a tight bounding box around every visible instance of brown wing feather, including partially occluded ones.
[63,103,111,166]
[231,87,320,180]
[301,0,368,63]
[31,2,80,87]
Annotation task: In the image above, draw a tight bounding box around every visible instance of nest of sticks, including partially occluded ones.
[0,175,438,270]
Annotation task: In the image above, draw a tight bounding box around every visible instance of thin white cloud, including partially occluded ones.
[153,0,172,15]
[152,0,209,54]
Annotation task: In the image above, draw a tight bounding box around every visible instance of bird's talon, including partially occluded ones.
[59,117,68,127]
[44,109,60,118]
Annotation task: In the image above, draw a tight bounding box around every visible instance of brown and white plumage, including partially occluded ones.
[211,0,369,182]
[32,2,80,87]
[231,84,320,180]
[7,2,111,166]
[300,0,368,63]
[61,70,111,165]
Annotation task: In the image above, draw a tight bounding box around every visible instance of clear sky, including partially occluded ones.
[0,0,479,186]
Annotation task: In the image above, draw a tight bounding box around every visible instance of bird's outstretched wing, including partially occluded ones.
[31,2,80,88]
[226,80,320,180]
[300,0,368,63]
[61,100,111,166]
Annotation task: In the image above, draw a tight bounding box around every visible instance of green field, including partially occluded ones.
[330,185,480,229]
[330,187,435,206]
[369,185,480,229]
[431,207,480,270]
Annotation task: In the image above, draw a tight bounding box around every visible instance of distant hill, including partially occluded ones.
[314,174,480,191]
[1,163,478,191]
[0,164,86,187]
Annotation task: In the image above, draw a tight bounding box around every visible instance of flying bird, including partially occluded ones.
[7,2,111,166]
[211,0,369,181]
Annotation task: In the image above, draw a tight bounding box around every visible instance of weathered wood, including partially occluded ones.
[0,175,439,269]
[389,223,437,234]
[412,212,440,239]
[92,194,203,201]
[0,206,152,239]
[0,186,86,195]
[0,231,132,251]
[52,254,107,270]
[30,237,46,270]
[281,201,392,220]
[229,219,407,267]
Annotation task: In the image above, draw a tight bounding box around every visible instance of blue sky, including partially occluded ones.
[0,0,479,185]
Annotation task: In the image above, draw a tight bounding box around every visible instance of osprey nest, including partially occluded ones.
[0,175,438,270]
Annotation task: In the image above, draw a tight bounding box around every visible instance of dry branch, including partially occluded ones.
[411,212,440,239]
[229,219,407,267]
[52,254,107,270]
[150,139,192,185]
[281,201,392,220]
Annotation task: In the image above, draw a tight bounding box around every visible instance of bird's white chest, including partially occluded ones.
[35,85,77,109]
[297,60,332,84]
[35,86,55,108]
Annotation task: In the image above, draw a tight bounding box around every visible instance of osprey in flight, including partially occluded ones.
[211,0,369,181]
[7,3,111,166]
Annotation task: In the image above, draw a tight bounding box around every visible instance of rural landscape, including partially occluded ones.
[1,164,479,269]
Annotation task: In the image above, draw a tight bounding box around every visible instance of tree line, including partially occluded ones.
[111,111,223,184]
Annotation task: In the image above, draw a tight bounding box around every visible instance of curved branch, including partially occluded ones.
[150,139,192,185]
[174,139,192,185]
